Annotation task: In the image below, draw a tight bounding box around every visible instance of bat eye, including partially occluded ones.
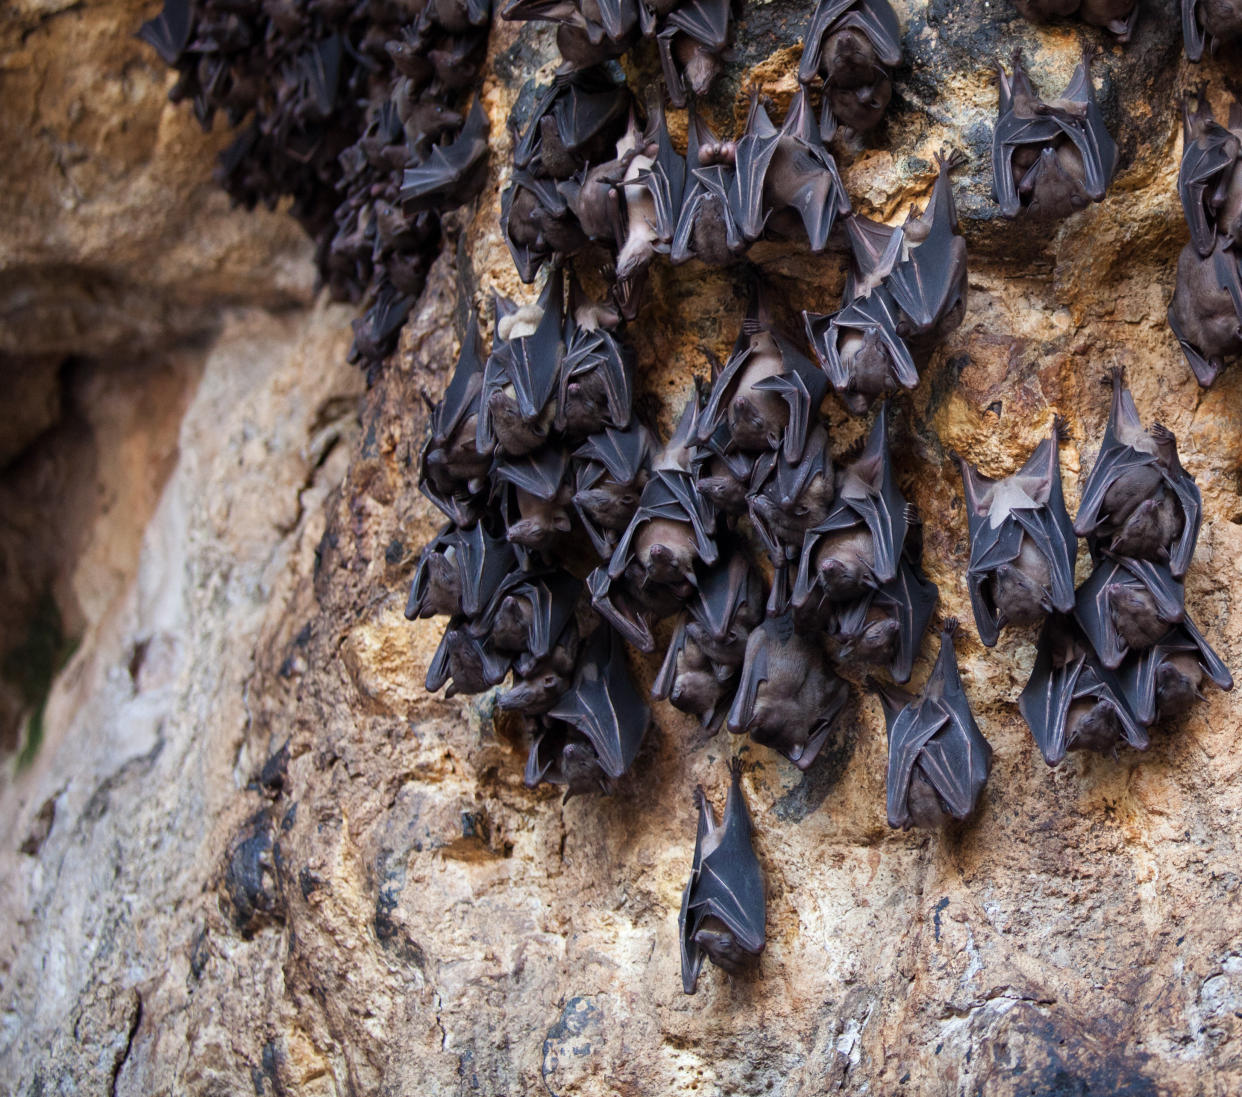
[794,505,809,517]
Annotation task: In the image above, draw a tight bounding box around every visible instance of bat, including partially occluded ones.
[502,0,636,68]
[632,97,688,259]
[1177,87,1242,257]
[399,98,490,209]
[572,422,656,557]
[654,617,733,729]
[502,169,589,284]
[748,424,836,566]
[793,406,910,607]
[1183,0,1242,61]
[478,268,565,457]
[1073,369,1202,575]
[992,48,1117,221]
[693,421,755,521]
[729,87,852,252]
[493,447,574,562]
[1074,555,1186,670]
[488,568,584,671]
[420,313,493,527]
[557,289,634,437]
[956,420,1078,647]
[498,638,579,714]
[137,0,194,64]
[798,0,901,137]
[1019,614,1147,765]
[873,619,991,829]
[349,282,416,371]
[426,618,514,696]
[671,105,744,267]
[512,69,632,179]
[406,521,519,622]
[1117,616,1233,725]
[657,0,737,107]
[831,550,938,685]
[679,758,765,994]
[1168,239,1242,387]
[524,623,652,797]
[1014,0,1138,40]
[726,613,849,770]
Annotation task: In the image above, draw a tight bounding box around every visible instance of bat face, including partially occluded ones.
[831,554,938,684]
[679,759,765,993]
[957,422,1078,647]
[992,49,1117,221]
[1074,370,1202,576]
[875,619,991,829]
[726,614,849,769]
[572,422,655,556]
[1116,616,1233,725]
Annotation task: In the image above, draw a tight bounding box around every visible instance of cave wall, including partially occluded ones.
[3,0,1242,1094]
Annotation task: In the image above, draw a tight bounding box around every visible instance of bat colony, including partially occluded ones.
[140,0,1238,994]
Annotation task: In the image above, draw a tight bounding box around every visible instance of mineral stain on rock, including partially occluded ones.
[541,998,605,1097]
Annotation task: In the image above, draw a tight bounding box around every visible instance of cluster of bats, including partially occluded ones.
[138,0,493,373]
[1011,0,1240,57]
[1170,87,1242,387]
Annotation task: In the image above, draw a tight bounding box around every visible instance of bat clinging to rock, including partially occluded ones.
[957,420,1078,647]
[400,98,490,209]
[680,759,765,994]
[1168,239,1242,386]
[1074,556,1185,669]
[1117,617,1233,725]
[1183,0,1242,60]
[573,422,655,557]
[1177,88,1242,256]
[873,620,991,829]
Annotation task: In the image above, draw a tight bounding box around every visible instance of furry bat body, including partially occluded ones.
[558,293,634,437]
[1183,0,1242,60]
[512,68,632,179]
[1117,617,1233,724]
[573,422,655,557]
[679,759,765,993]
[1019,615,1148,765]
[1013,0,1139,41]
[874,620,991,829]
[992,50,1117,221]
[1177,89,1242,256]
[727,613,849,769]
[658,0,738,107]
[1074,556,1185,669]
[1168,239,1242,386]
[957,422,1078,647]
[406,521,518,622]
[1073,371,1201,574]
[672,106,744,267]
[494,448,574,562]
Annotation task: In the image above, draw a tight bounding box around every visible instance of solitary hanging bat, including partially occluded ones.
[1074,555,1185,670]
[1168,239,1242,386]
[831,551,939,684]
[957,421,1078,648]
[1117,616,1233,725]
[420,313,493,527]
[992,49,1117,221]
[406,521,519,622]
[658,0,737,107]
[478,269,565,457]
[573,422,655,557]
[1073,370,1201,575]
[557,291,634,437]
[524,624,652,797]
[727,613,850,769]
[400,98,490,209]
[729,88,852,253]
[793,407,909,608]
[679,759,765,994]
[873,619,991,829]
[1019,614,1148,766]
[494,447,574,562]
[512,68,632,179]
[1177,87,1242,255]
[1183,0,1242,60]
[798,0,902,137]
[671,105,744,267]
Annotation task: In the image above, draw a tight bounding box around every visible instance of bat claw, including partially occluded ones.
[942,616,960,635]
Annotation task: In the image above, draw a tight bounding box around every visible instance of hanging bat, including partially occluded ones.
[1168,239,1242,387]
[512,68,632,179]
[1074,555,1186,670]
[1073,370,1201,575]
[1117,616,1233,725]
[671,105,744,267]
[348,281,415,370]
[524,624,652,797]
[873,619,991,829]
[488,568,585,672]
[679,759,765,994]
[406,521,519,621]
[502,170,589,284]
[748,424,836,566]
[693,422,755,520]
[726,613,850,770]
[1018,614,1147,766]
[657,0,737,106]
[957,420,1078,648]
[611,110,666,284]
[478,269,565,457]
[1178,87,1242,256]
[400,98,490,209]
[831,551,938,684]
[628,97,687,263]
[494,447,574,562]
[1015,0,1138,40]
[793,407,910,607]
[798,0,901,137]
[729,87,852,252]
[992,48,1117,221]
[1183,0,1242,61]
[420,313,492,527]
[502,0,636,68]
[557,291,634,437]
[572,422,655,557]
[137,0,194,64]
[426,618,514,696]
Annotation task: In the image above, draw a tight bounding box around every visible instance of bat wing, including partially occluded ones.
[137,0,193,63]
[514,82,560,170]
[698,339,756,441]
[679,799,712,993]
[506,268,566,418]
[1120,615,1233,724]
[849,291,921,389]
[1051,58,1117,202]
[690,777,765,953]
[586,566,656,651]
[882,557,939,684]
[1180,123,1238,257]
[670,182,707,263]
[991,104,1061,218]
[400,99,489,204]
[553,71,629,152]
[561,326,634,430]
[1122,557,1186,623]
[493,446,569,501]
[885,161,966,335]
[848,407,907,584]
[652,614,689,700]
[731,94,781,242]
[432,314,485,443]
[640,116,688,248]
[455,521,520,618]
[1018,620,1078,765]
[594,0,639,43]
[1073,558,1126,668]
[798,0,868,82]
[965,519,1024,648]
[547,626,649,778]
[726,625,770,733]
[915,707,991,821]
[885,705,950,828]
[667,0,733,47]
[750,367,829,464]
[850,0,902,65]
[693,165,747,254]
[1182,0,1206,62]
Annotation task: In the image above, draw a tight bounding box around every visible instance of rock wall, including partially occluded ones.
[3,0,1242,1095]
